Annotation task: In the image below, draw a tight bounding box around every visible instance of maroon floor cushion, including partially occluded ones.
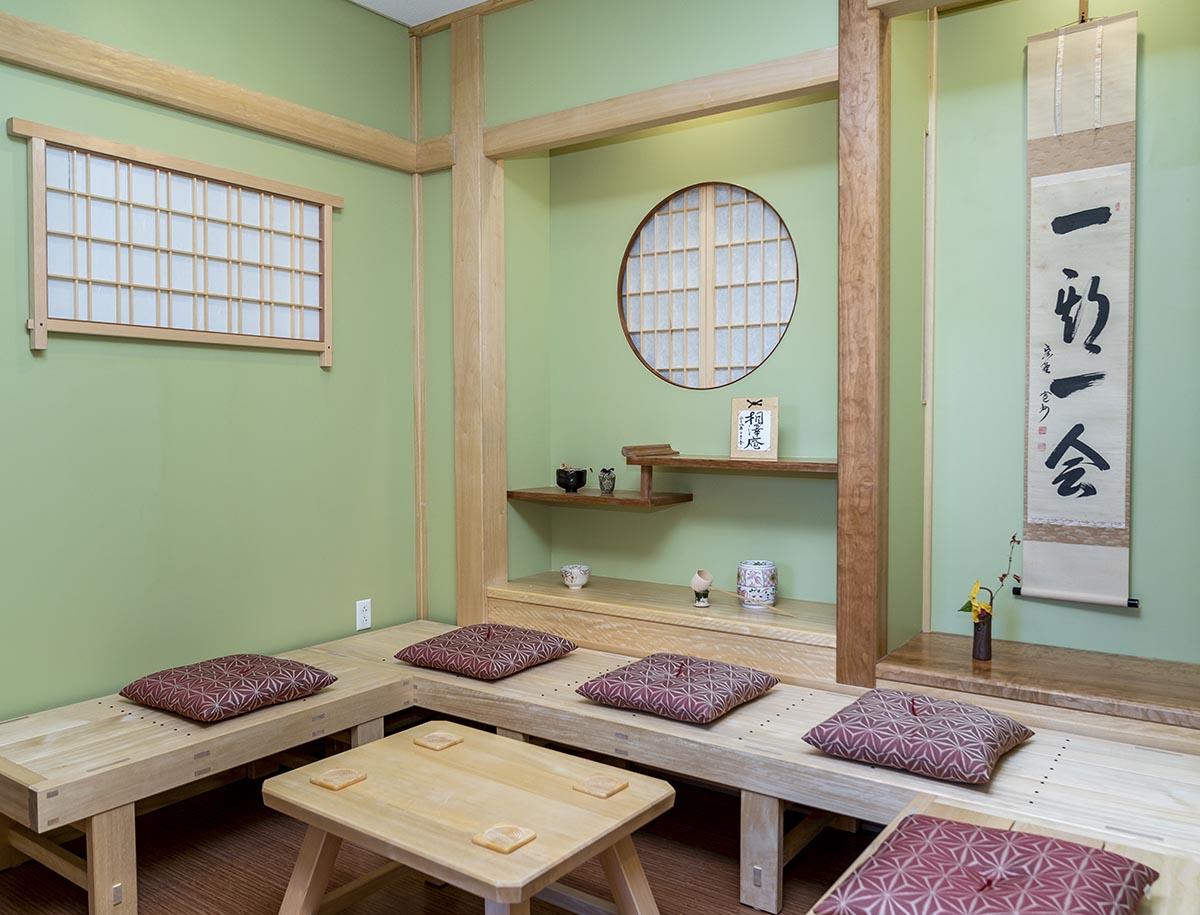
[394,623,576,680]
[576,653,778,724]
[814,813,1159,915]
[120,654,337,723]
[802,688,1032,784]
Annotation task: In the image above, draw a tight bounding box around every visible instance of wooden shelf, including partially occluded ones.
[623,452,838,476]
[878,632,1200,729]
[506,487,692,511]
[489,573,836,648]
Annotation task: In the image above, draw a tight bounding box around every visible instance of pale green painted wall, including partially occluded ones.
[931,0,1200,661]
[0,0,417,718]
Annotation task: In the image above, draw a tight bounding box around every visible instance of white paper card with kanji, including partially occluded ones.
[730,397,778,461]
[1027,163,1130,528]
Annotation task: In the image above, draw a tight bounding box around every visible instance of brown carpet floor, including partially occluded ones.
[0,779,870,914]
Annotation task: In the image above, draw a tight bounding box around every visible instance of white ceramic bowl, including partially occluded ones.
[561,563,591,590]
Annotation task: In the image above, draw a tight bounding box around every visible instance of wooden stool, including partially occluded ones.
[264,721,674,914]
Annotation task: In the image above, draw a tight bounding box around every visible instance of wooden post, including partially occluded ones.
[411,32,430,620]
[349,717,385,747]
[85,804,137,915]
[279,826,342,915]
[451,15,507,625]
[739,791,784,913]
[837,0,891,687]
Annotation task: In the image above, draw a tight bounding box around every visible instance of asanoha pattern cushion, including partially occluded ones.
[394,623,576,680]
[120,655,337,723]
[575,653,778,724]
[814,813,1159,915]
[802,688,1033,784]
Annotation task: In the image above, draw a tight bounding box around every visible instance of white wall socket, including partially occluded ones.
[355,598,372,631]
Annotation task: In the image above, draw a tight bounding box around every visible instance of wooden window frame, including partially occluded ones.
[616,181,798,390]
[10,119,344,367]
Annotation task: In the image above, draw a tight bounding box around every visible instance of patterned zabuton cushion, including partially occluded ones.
[814,813,1159,915]
[394,623,576,680]
[575,653,778,724]
[120,655,337,723]
[803,688,1032,784]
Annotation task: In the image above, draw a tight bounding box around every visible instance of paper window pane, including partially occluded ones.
[132,247,156,286]
[92,242,117,282]
[240,301,261,335]
[715,328,729,366]
[206,260,228,295]
[747,328,763,365]
[117,287,129,323]
[748,285,763,323]
[75,240,89,277]
[731,245,746,284]
[625,296,639,331]
[715,287,729,325]
[48,235,73,277]
[271,234,291,268]
[48,279,74,318]
[781,282,796,319]
[301,308,320,341]
[731,286,746,324]
[132,289,157,325]
[89,156,117,198]
[131,166,156,205]
[207,221,228,258]
[302,204,319,238]
[764,324,781,353]
[241,265,260,298]
[90,200,117,241]
[47,191,72,232]
[207,183,228,219]
[169,174,193,212]
[686,369,700,387]
[271,197,291,231]
[748,201,763,240]
[748,245,762,283]
[206,297,229,333]
[91,284,117,323]
[687,330,700,367]
[715,184,729,204]
[671,292,685,328]
[732,327,746,367]
[170,254,193,292]
[302,238,319,272]
[302,274,319,307]
[131,207,156,245]
[781,240,797,280]
[240,228,261,261]
[46,147,71,189]
[240,190,261,226]
[169,294,193,329]
[687,290,699,326]
[117,205,129,243]
[272,270,291,303]
[765,284,780,323]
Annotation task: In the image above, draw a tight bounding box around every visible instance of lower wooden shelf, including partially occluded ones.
[877,632,1200,730]
[486,572,837,686]
[506,487,692,511]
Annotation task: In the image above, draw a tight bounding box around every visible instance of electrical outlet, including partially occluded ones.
[355,598,372,631]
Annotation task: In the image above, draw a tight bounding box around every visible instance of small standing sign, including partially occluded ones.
[730,396,778,461]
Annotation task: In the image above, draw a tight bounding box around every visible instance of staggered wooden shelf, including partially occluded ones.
[506,487,692,511]
[486,573,838,685]
[878,632,1200,729]
[623,452,838,476]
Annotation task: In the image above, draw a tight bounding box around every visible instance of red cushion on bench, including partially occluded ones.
[576,653,778,724]
[814,813,1158,915]
[120,655,336,723]
[802,688,1032,784]
[395,623,576,680]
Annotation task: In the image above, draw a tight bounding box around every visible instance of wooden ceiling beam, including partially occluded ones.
[0,11,426,173]
[483,46,838,159]
[867,0,995,17]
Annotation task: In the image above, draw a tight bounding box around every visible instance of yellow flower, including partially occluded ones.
[970,581,981,601]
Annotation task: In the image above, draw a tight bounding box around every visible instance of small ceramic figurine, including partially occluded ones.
[560,563,591,590]
[690,569,713,608]
[736,559,777,610]
[598,467,617,495]
[556,465,589,493]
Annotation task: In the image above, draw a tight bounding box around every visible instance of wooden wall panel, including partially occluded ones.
[451,17,507,625]
[837,0,892,686]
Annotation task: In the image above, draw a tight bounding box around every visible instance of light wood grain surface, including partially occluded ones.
[263,721,674,904]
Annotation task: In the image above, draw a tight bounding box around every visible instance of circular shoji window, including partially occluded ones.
[618,183,797,389]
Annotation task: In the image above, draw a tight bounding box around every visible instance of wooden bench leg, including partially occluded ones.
[740,791,784,914]
[86,804,137,915]
[599,835,659,915]
[0,815,27,870]
[349,717,385,747]
[279,825,342,915]
[495,728,528,742]
[484,901,530,914]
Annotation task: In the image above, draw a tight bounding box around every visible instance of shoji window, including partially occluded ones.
[13,120,342,366]
[618,183,797,389]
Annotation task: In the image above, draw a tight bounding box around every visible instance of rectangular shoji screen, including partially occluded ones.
[12,120,343,366]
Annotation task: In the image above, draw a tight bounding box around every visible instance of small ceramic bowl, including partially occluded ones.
[561,563,591,590]
[556,467,588,493]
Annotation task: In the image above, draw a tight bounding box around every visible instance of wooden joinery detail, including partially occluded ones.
[837,0,891,687]
[484,48,838,159]
[451,16,507,625]
[0,12,421,173]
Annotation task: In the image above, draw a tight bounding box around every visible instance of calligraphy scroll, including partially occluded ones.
[1023,13,1137,606]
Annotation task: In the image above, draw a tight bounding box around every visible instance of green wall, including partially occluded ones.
[931,0,1200,661]
[0,0,417,719]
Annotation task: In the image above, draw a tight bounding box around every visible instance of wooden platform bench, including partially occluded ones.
[3,619,1199,914]
[810,794,1200,914]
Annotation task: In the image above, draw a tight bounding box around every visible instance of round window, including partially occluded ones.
[618,182,797,389]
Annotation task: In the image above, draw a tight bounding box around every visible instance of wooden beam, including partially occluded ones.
[868,0,994,16]
[484,48,838,159]
[0,11,422,173]
[451,16,508,626]
[417,134,456,173]
[411,35,430,621]
[837,0,891,687]
[409,0,533,38]
[6,821,87,888]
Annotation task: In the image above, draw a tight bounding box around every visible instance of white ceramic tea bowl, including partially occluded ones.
[561,563,591,590]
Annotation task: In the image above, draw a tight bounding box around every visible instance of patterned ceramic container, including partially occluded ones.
[560,563,591,590]
[736,559,777,609]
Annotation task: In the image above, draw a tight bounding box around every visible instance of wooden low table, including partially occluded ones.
[263,720,675,915]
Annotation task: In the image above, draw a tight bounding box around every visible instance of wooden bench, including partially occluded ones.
[3,619,1199,914]
[810,794,1200,914]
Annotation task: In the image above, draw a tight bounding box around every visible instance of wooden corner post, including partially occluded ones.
[837,0,891,686]
[452,16,507,625]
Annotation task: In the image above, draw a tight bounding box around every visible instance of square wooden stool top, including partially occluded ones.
[263,720,674,906]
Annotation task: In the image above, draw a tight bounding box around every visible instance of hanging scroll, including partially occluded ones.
[1023,13,1137,607]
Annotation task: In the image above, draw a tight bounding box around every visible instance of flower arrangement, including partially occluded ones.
[959,535,1021,660]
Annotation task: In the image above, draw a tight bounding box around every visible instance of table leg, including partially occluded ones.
[484,901,531,914]
[279,825,342,915]
[598,836,658,915]
[740,791,784,914]
[86,804,137,915]
[349,717,385,747]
